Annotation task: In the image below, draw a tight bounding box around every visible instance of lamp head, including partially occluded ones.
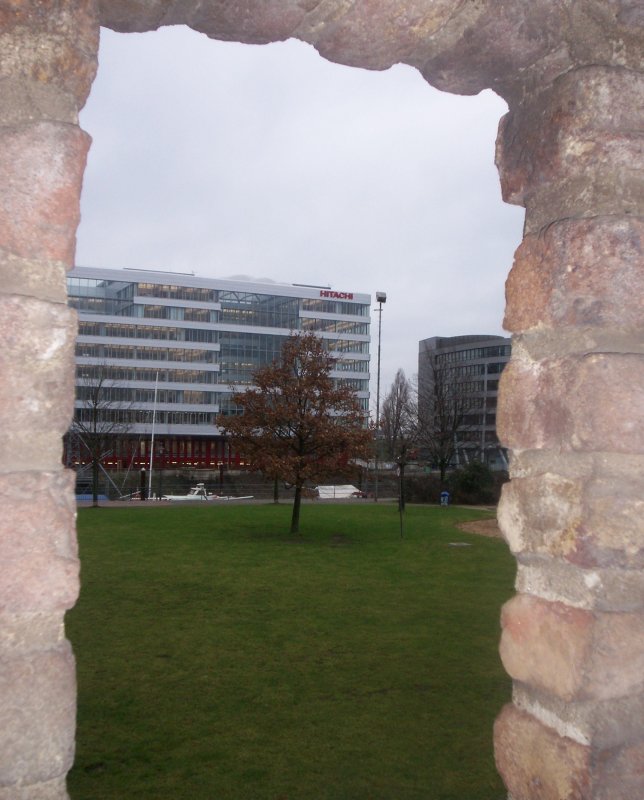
[376,291,387,304]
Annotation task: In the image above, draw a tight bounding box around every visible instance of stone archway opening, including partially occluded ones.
[1,4,642,799]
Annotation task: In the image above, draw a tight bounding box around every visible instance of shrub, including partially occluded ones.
[403,464,508,505]
[404,473,443,504]
[448,461,506,505]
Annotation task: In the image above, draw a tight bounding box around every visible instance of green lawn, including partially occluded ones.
[66,503,514,800]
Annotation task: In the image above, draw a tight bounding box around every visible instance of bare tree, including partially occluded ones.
[380,369,418,511]
[67,365,131,507]
[380,369,417,461]
[416,358,472,482]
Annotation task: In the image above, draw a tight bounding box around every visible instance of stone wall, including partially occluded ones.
[0,4,98,798]
[0,2,641,798]
[495,62,644,799]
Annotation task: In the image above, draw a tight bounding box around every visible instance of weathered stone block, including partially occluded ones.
[95,0,644,97]
[513,682,644,751]
[0,77,79,126]
[419,1,569,97]
[0,644,76,787]
[0,296,76,472]
[515,559,644,612]
[0,249,68,304]
[498,353,644,455]
[522,161,643,235]
[575,353,644,454]
[0,776,68,800]
[594,740,644,800]
[507,449,594,482]
[0,612,66,656]
[498,474,583,561]
[500,595,593,702]
[582,613,644,702]
[293,0,477,71]
[497,356,569,451]
[0,472,78,612]
[494,704,591,800]
[504,217,644,332]
[580,472,644,569]
[101,0,485,78]
[498,468,644,569]
[497,67,644,229]
[0,122,90,264]
[0,1,98,106]
[500,595,644,702]
[496,702,644,799]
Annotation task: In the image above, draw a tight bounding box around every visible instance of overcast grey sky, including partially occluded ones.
[76,25,524,399]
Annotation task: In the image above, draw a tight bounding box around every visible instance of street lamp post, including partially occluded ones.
[374,291,386,502]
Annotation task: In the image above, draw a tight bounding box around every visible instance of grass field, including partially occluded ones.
[66,502,514,800]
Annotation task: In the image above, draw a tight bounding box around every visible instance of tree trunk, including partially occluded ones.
[92,457,100,507]
[290,484,303,534]
[273,476,279,504]
[398,462,406,512]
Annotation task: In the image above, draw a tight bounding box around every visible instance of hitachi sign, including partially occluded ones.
[320,290,354,300]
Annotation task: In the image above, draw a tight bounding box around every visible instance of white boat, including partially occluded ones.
[162,483,253,502]
[316,484,365,499]
[162,483,212,501]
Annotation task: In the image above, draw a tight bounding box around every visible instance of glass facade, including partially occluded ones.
[417,334,511,471]
[67,268,371,455]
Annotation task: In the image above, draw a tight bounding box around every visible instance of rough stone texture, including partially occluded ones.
[593,740,644,800]
[496,703,644,800]
[498,467,644,569]
[0,612,66,656]
[0,1,99,108]
[497,353,644,455]
[0,472,78,612]
[0,122,90,265]
[294,0,489,75]
[0,296,77,472]
[0,249,69,304]
[0,644,76,787]
[0,4,99,797]
[428,2,644,98]
[513,683,644,751]
[504,218,644,333]
[573,354,644,454]
[500,595,644,703]
[97,1,644,100]
[499,473,583,561]
[0,777,68,800]
[97,0,307,39]
[0,77,79,126]
[497,67,644,233]
[500,596,592,703]
[495,704,591,800]
[494,36,643,794]
[96,0,493,74]
[515,329,644,362]
[515,559,644,613]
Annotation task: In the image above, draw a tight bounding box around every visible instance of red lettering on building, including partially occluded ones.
[319,290,354,300]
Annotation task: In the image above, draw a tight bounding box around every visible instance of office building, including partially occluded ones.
[66,266,371,469]
[418,334,511,470]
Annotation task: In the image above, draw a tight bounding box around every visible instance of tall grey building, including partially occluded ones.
[418,334,511,471]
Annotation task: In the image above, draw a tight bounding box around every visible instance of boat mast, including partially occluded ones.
[148,370,159,498]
